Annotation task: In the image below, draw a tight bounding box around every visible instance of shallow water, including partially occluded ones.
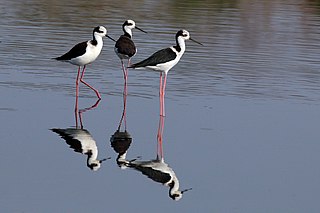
[1,0,320,212]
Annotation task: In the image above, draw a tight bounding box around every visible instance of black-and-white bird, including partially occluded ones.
[114,20,147,96]
[129,29,202,116]
[51,128,109,171]
[54,26,115,99]
[125,156,192,201]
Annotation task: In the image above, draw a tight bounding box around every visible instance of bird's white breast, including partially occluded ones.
[146,47,183,74]
[70,41,103,66]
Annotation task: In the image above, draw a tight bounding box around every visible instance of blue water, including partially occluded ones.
[1,0,320,212]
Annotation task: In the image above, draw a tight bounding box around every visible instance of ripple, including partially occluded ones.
[1,0,320,103]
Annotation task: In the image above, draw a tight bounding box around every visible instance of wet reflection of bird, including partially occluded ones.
[53,26,115,99]
[51,128,109,171]
[51,94,107,171]
[110,67,133,167]
[121,115,191,201]
[129,29,202,116]
[125,156,191,201]
[110,130,133,168]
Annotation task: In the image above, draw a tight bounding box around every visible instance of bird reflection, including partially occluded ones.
[110,72,133,168]
[118,115,192,201]
[51,99,109,171]
[110,130,132,168]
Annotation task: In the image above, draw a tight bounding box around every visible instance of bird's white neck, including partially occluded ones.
[169,176,180,195]
[93,33,104,47]
[176,36,186,54]
[124,26,133,38]
[117,152,129,169]
[87,148,98,162]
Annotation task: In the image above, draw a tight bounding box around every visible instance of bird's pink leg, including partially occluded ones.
[126,59,130,92]
[162,73,167,117]
[80,65,101,99]
[121,60,128,97]
[157,73,167,158]
[159,72,163,116]
[75,66,81,128]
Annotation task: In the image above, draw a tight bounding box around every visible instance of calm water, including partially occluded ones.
[1,0,320,212]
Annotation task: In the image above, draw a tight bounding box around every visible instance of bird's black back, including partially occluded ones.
[54,41,88,61]
[130,48,176,68]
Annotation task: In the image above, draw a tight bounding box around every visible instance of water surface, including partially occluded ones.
[1,0,320,212]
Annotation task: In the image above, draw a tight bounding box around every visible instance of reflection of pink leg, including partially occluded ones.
[118,87,127,131]
[78,99,101,129]
[118,60,128,131]
[80,65,101,99]
[157,115,165,159]
[75,67,81,128]
[123,90,127,130]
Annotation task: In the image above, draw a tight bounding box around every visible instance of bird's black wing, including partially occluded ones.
[54,41,88,61]
[130,165,171,184]
[51,128,83,153]
[130,48,176,68]
[115,35,136,57]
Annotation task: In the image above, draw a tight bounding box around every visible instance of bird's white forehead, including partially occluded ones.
[182,29,189,36]
[125,20,136,28]
[99,26,107,33]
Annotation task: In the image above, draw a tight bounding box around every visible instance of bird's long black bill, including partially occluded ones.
[100,157,112,163]
[181,188,193,194]
[136,26,148,34]
[190,38,203,46]
[107,35,116,42]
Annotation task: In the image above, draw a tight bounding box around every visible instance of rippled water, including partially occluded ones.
[1,0,320,101]
[1,0,320,212]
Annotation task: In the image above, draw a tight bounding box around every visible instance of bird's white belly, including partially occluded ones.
[146,56,181,74]
[71,45,102,66]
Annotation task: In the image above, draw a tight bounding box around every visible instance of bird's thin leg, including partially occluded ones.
[125,59,130,95]
[80,65,101,99]
[162,73,167,117]
[75,66,81,128]
[159,72,163,116]
[120,59,129,97]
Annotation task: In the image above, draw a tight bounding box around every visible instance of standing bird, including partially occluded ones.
[51,128,110,171]
[129,29,202,116]
[54,26,115,99]
[114,20,147,96]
